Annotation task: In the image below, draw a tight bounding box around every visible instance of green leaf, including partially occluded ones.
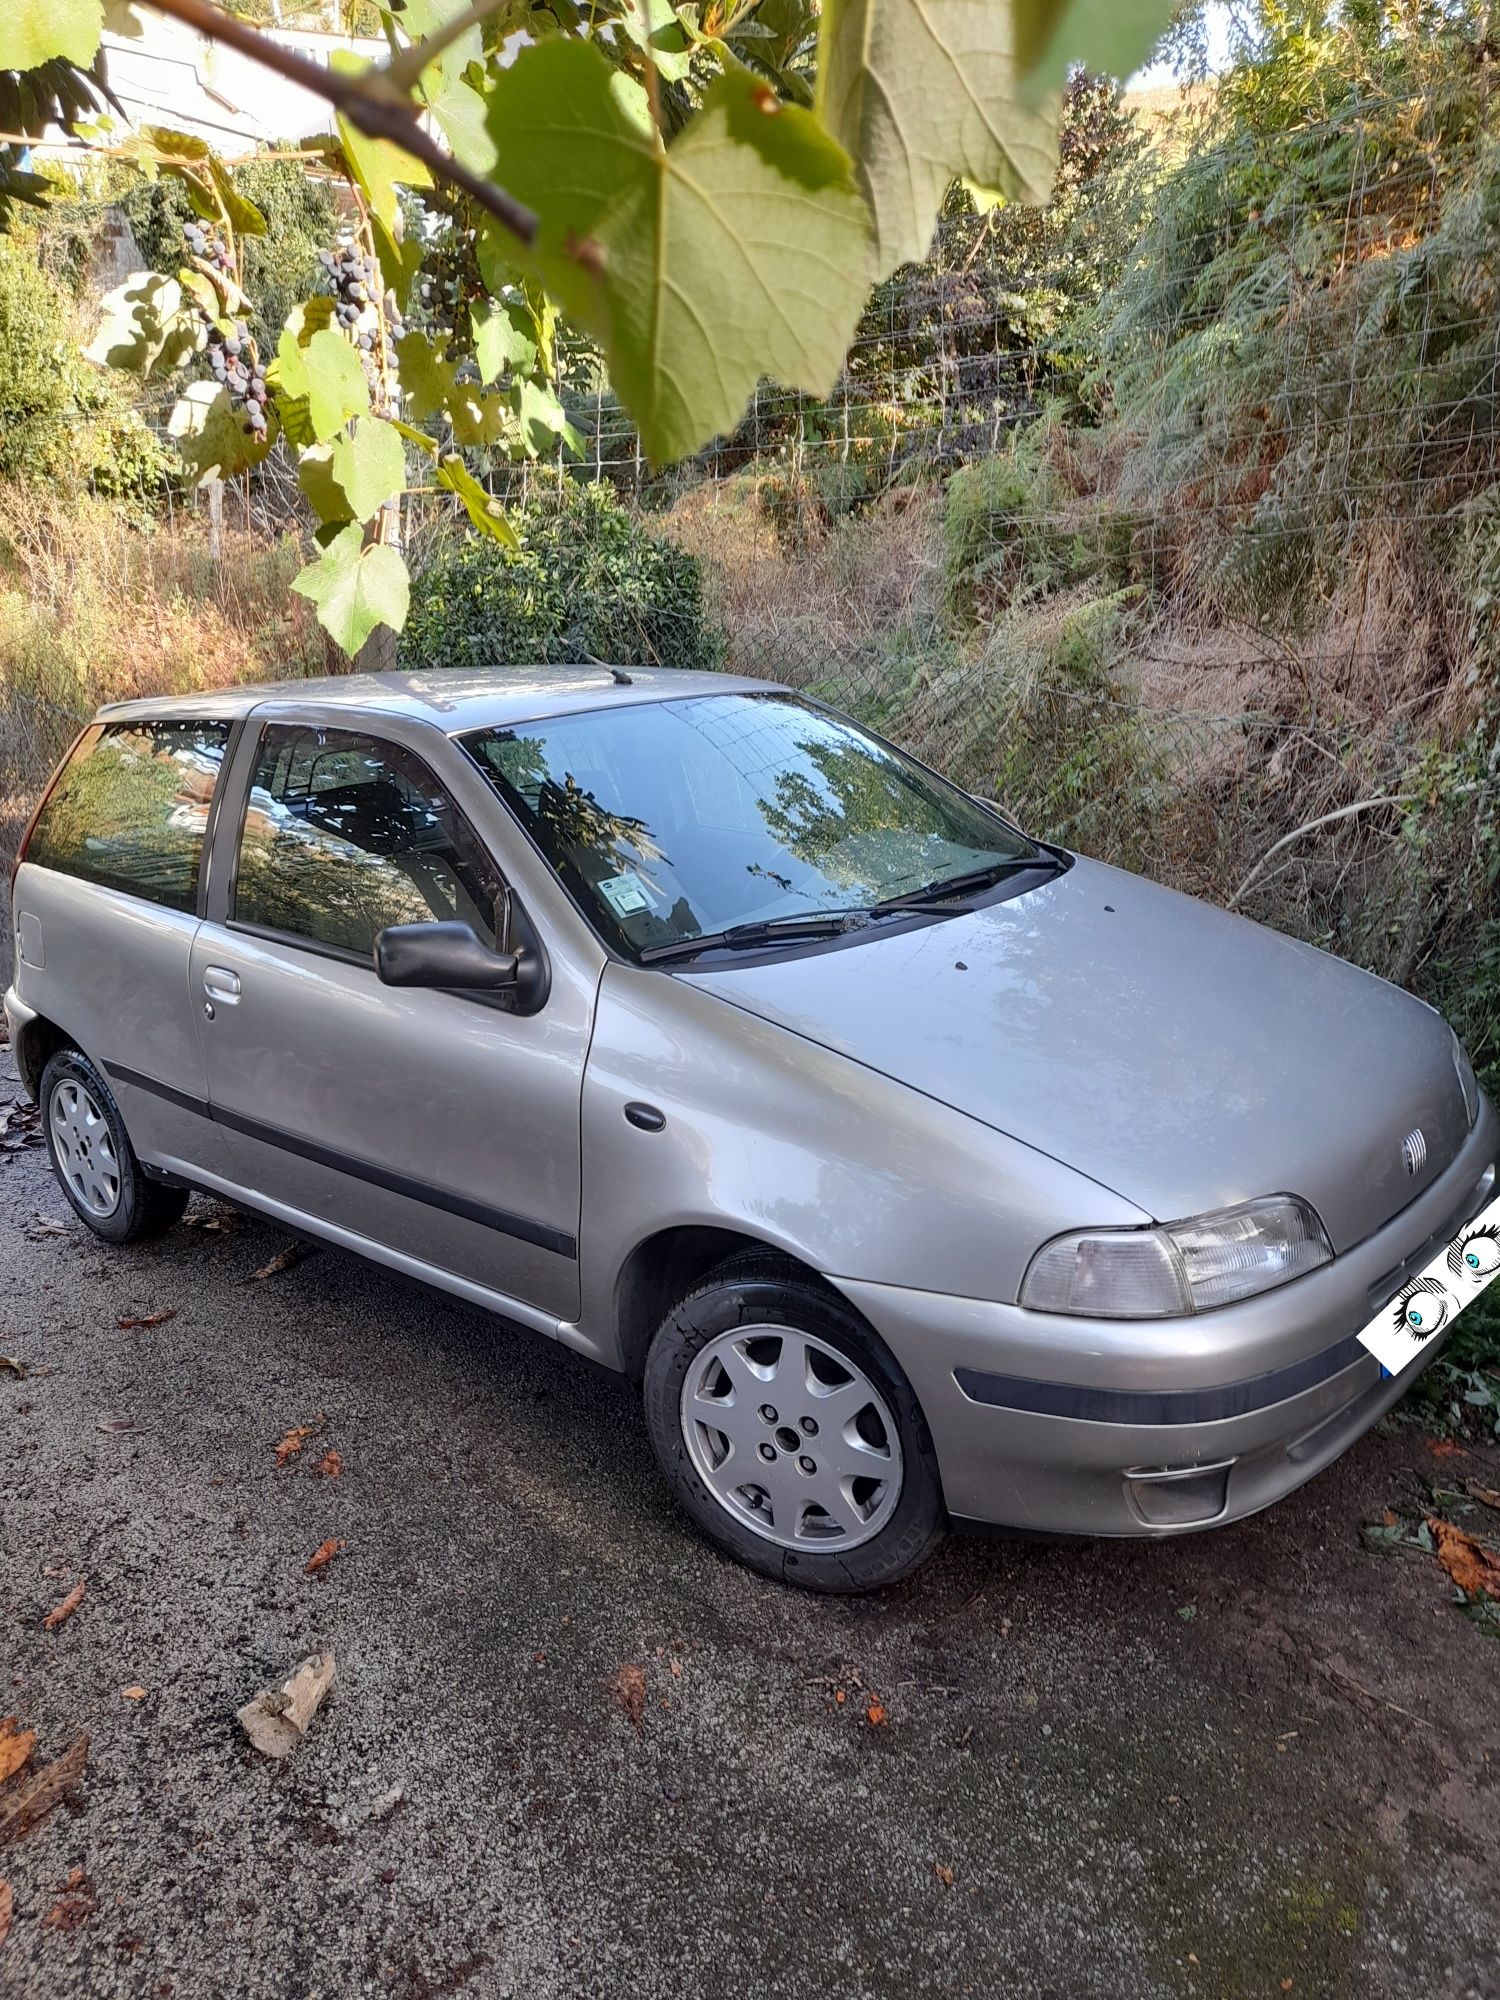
[435,455,519,545]
[296,444,355,527]
[84,272,200,377]
[274,325,370,443]
[393,328,458,423]
[487,43,872,464]
[620,0,697,82]
[0,0,101,70]
[167,381,273,485]
[1011,0,1177,99]
[512,376,574,458]
[291,523,410,655]
[209,158,267,237]
[331,52,433,232]
[816,0,1061,277]
[373,212,423,308]
[328,416,407,524]
[473,296,538,387]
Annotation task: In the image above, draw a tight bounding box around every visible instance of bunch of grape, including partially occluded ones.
[319,236,404,415]
[181,221,268,441]
[181,216,233,280]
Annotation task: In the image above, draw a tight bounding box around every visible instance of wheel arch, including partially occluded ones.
[612,1224,849,1381]
[10,1008,76,1102]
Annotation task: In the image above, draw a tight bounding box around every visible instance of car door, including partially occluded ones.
[189,711,594,1322]
[12,713,238,1181]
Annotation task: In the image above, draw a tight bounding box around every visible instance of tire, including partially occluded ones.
[40,1048,189,1244]
[643,1251,948,1593]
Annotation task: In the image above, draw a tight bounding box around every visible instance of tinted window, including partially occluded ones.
[233,724,507,958]
[25,719,231,913]
[461,693,1035,958]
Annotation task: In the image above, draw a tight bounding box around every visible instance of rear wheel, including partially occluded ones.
[40,1048,189,1244]
[643,1252,948,1592]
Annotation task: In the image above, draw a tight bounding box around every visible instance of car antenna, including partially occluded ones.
[584,653,633,686]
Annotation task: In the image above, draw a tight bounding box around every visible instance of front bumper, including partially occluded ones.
[833,1096,1499,1535]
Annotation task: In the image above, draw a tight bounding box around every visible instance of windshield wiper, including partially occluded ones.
[872,851,1062,913]
[639,911,866,965]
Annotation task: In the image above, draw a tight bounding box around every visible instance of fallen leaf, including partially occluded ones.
[614,1663,647,1733]
[312,1448,343,1480]
[252,1242,316,1282]
[274,1418,324,1466]
[116,1309,176,1330]
[120,1686,147,1702]
[1282,1982,1294,1993]
[28,1216,68,1237]
[42,1579,85,1632]
[1466,1482,1500,1514]
[0,1734,89,1843]
[304,1538,345,1575]
[1427,1516,1500,1597]
[934,1862,954,1887]
[0,1879,9,1945]
[40,1867,95,1931]
[0,1358,24,1380]
[0,1721,35,1785]
[834,1688,846,1705]
[1426,1439,1466,1459]
[1381,1508,1399,1527]
[96,1416,134,1436]
[668,1656,682,1679]
[865,1700,888,1728]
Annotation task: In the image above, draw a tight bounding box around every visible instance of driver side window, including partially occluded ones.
[233,724,507,959]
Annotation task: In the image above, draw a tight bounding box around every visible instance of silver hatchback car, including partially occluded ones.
[6,668,1495,1590]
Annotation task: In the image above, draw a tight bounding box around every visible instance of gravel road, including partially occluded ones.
[2,1038,1499,2000]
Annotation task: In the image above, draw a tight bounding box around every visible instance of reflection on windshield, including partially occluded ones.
[462,693,1034,959]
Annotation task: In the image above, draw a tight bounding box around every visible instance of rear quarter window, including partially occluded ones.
[24,719,231,913]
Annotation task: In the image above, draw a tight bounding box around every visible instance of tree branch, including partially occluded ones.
[136,0,535,246]
[1228,794,1419,909]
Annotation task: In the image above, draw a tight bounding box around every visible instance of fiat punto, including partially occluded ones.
[6,668,1494,1590]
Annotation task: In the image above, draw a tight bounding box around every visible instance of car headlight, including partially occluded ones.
[1019,1195,1333,1319]
[1452,1032,1480,1129]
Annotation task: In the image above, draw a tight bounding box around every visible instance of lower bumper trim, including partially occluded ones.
[953,1331,1370,1426]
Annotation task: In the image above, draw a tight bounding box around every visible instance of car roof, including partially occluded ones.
[94,665,783,733]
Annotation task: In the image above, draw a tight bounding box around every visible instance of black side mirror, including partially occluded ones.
[374,920,519,992]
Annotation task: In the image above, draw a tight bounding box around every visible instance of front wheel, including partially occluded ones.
[40,1048,189,1244]
[643,1252,948,1592]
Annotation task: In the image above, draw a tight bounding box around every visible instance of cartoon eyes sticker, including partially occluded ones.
[1446,1228,1500,1284]
[1392,1277,1454,1341]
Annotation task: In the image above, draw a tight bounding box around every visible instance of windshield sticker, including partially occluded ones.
[1358,1191,1500,1374]
[597,873,653,918]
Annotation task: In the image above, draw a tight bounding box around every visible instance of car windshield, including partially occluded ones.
[460,692,1039,960]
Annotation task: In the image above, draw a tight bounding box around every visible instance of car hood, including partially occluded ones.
[682,856,1471,1252]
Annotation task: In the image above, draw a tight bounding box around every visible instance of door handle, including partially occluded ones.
[203,966,242,1003]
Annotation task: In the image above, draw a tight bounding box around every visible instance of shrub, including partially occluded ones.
[0,242,79,479]
[400,477,723,673]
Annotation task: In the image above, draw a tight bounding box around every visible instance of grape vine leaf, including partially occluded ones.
[0,0,101,70]
[1011,0,1177,100]
[167,381,274,484]
[435,455,519,546]
[273,326,371,442]
[296,444,355,527]
[328,416,407,524]
[396,0,496,175]
[816,0,1061,277]
[84,273,199,377]
[331,53,433,231]
[292,523,409,653]
[473,298,537,388]
[487,41,872,465]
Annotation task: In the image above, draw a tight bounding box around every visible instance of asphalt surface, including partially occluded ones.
[2,1038,1499,2000]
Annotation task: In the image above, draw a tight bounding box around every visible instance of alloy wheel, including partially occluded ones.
[50,1078,122,1219]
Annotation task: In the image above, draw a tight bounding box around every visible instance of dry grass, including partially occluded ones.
[663,477,947,694]
[0,483,339,862]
